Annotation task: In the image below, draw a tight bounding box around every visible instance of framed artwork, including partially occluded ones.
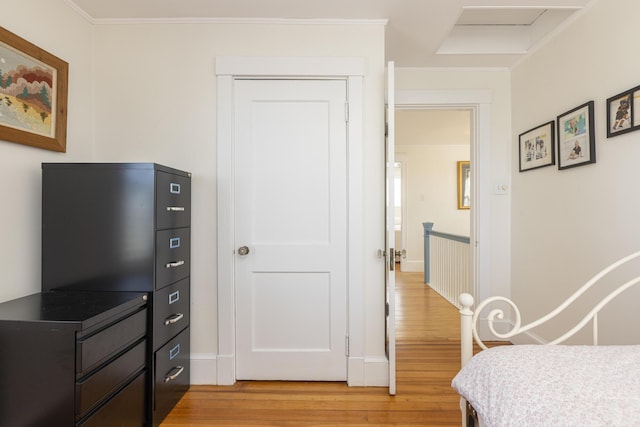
[557,101,595,170]
[633,87,640,132]
[518,120,555,172]
[606,89,633,137]
[0,26,68,152]
[457,161,470,210]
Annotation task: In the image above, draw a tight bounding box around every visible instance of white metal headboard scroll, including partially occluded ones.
[459,250,640,367]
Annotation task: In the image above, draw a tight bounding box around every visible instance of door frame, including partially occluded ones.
[216,57,365,385]
[393,156,409,272]
[395,89,492,307]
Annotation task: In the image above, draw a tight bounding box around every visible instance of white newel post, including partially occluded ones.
[459,293,474,366]
[459,293,474,427]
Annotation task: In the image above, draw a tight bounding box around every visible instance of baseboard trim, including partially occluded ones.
[196,354,389,386]
[215,354,236,385]
[363,356,389,387]
[400,260,424,273]
[190,353,218,385]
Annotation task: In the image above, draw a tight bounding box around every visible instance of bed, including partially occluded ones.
[451,251,640,427]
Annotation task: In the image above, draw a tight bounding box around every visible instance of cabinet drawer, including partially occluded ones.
[76,371,146,427]
[77,309,147,376]
[156,171,191,229]
[154,328,190,421]
[76,340,146,419]
[154,278,190,350]
[155,228,190,290]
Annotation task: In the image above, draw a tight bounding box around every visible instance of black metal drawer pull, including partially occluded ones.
[164,313,184,326]
[164,366,184,383]
[166,206,185,212]
[165,260,185,269]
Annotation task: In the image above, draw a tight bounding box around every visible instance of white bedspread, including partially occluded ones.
[451,345,640,426]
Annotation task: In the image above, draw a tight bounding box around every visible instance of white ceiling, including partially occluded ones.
[66,0,595,68]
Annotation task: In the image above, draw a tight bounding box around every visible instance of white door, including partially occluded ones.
[386,62,397,395]
[234,79,348,381]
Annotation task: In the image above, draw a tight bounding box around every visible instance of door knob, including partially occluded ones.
[238,246,250,256]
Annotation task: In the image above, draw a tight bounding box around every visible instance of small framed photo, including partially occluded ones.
[633,87,640,131]
[518,121,555,172]
[557,101,595,170]
[457,161,470,209]
[606,90,633,137]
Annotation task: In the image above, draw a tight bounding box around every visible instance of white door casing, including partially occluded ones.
[234,79,348,380]
[216,57,366,386]
[395,158,409,273]
[385,61,397,395]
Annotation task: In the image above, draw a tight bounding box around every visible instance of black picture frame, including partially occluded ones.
[518,121,555,172]
[632,86,640,132]
[557,101,595,170]
[606,89,633,138]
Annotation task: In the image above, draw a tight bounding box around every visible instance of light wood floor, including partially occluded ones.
[161,269,465,426]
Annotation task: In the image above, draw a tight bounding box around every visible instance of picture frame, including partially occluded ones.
[457,161,470,210]
[518,120,555,172]
[557,101,595,170]
[0,26,68,152]
[606,89,633,137]
[632,86,640,131]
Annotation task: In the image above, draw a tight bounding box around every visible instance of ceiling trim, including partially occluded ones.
[63,4,388,27]
[511,0,598,69]
[91,18,387,26]
[63,0,95,23]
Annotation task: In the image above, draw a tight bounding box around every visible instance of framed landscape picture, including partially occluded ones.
[0,26,68,152]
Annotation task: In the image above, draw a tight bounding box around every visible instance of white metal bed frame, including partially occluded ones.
[457,250,640,426]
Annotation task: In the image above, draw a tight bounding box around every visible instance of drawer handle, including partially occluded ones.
[164,366,184,383]
[165,260,185,268]
[166,206,185,212]
[164,313,184,326]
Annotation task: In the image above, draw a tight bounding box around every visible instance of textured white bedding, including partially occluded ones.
[451,345,640,427]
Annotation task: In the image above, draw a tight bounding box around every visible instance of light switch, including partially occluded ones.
[495,182,509,194]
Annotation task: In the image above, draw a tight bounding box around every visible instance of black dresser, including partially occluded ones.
[0,290,148,426]
[40,162,192,425]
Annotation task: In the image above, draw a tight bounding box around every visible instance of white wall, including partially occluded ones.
[395,68,512,301]
[511,0,640,344]
[91,21,387,382]
[0,0,94,302]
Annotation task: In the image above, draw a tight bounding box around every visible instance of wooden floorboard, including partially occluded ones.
[161,270,472,426]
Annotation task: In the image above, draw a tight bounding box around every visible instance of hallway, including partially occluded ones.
[161,270,463,426]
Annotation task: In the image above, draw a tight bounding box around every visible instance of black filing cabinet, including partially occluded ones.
[40,162,191,426]
[0,291,148,426]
